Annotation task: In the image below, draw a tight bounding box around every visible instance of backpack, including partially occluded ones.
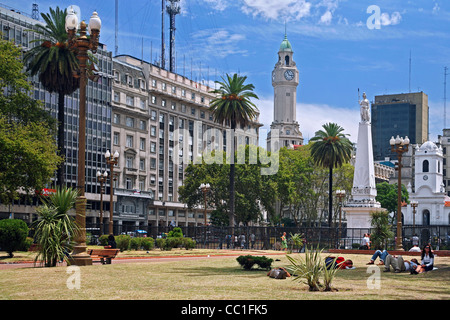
[267,267,291,279]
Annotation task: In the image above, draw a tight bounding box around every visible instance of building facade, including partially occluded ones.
[372,92,429,161]
[111,55,262,230]
[0,6,114,228]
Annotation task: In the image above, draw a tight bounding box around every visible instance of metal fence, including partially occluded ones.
[85,224,450,251]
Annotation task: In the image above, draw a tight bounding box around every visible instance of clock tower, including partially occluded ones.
[267,33,303,152]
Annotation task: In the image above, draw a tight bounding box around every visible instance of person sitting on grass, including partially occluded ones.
[366,249,389,265]
[420,245,434,272]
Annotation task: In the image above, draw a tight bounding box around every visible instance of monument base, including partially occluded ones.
[344,205,384,229]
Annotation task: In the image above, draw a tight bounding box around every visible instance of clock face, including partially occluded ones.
[423,175,428,181]
[284,70,294,81]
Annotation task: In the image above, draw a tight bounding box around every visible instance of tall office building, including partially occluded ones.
[112,55,262,229]
[0,5,114,224]
[372,92,429,161]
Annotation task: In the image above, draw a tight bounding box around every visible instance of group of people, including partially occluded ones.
[225,233,256,249]
[366,244,435,274]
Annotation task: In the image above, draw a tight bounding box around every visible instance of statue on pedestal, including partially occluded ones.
[359,92,370,123]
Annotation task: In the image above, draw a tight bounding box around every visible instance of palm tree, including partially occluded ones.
[209,73,259,227]
[309,123,353,227]
[24,7,80,188]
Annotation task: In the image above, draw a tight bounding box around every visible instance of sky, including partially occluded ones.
[3,0,450,144]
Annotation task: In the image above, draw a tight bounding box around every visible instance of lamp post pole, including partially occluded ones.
[411,200,418,237]
[335,189,346,248]
[96,171,107,235]
[199,183,210,226]
[66,9,101,266]
[390,135,410,250]
[105,150,119,235]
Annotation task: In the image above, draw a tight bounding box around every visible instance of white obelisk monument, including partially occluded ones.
[344,92,384,230]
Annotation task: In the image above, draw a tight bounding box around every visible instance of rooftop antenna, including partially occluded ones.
[166,0,180,73]
[409,50,412,93]
[445,66,448,129]
[32,3,39,20]
[161,0,166,70]
[115,0,118,56]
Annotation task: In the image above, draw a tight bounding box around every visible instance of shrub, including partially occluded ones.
[167,227,183,238]
[236,255,273,270]
[130,237,143,250]
[287,246,323,291]
[20,237,33,252]
[98,235,109,246]
[115,235,131,252]
[141,237,155,251]
[0,219,29,257]
[182,237,196,250]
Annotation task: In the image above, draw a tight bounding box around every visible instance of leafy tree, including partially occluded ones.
[0,219,29,258]
[24,7,80,187]
[309,123,353,227]
[376,182,409,216]
[209,74,259,227]
[0,117,62,204]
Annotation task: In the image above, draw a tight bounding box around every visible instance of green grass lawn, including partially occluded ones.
[0,250,449,300]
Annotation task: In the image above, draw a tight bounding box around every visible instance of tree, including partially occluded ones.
[0,219,29,258]
[209,74,259,227]
[376,182,409,217]
[32,187,79,267]
[309,123,353,227]
[24,7,80,188]
[0,37,62,204]
[370,210,394,250]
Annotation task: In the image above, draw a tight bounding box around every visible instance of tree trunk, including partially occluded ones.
[56,92,65,188]
[328,165,333,227]
[229,121,236,228]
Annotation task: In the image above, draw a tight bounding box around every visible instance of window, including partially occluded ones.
[191,92,195,100]
[171,102,176,110]
[162,83,166,91]
[191,108,196,116]
[171,86,176,94]
[422,210,430,226]
[140,138,146,151]
[151,95,157,105]
[139,178,145,191]
[181,89,186,97]
[150,158,156,169]
[126,135,134,148]
[200,111,205,119]
[151,110,157,121]
[139,159,145,171]
[150,175,156,185]
[113,92,120,103]
[113,132,120,145]
[113,114,120,124]
[126,156,134,168]
[126,95,134,106]
[423,160,429,173]
[140,120,146,131]
[126,117,134,128]
[125,177,133,190]
[140,99,146,109]
[162,99,166,107]
[152,79,157,87]
[150,142,156,153]
[150,126,157,137]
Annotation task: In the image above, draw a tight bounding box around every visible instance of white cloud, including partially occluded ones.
[191,29,248,59]
[241,0,312,21]
[319,10,333,25]
[380,11,402,26]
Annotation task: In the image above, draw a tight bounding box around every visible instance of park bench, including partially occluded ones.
[87,249,120,264]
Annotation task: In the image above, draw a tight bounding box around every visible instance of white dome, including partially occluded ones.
[419,141,438,152]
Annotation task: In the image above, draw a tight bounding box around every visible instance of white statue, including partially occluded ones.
[359,92,370,123]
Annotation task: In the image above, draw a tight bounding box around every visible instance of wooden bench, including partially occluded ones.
[87,249,120,264]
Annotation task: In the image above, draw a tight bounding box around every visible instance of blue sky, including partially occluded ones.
[4,0,450,144]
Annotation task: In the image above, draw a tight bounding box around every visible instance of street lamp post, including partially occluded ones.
[96,171,107,235]
[390,135,410,250]
[105,150,119,235]
[66,8,101,266]
[199,183,210,225]
[335,189,346,248]
[410,200,419,236]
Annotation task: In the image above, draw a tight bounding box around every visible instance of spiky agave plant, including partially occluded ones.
[32,187,79,267]
[287,245,323,291]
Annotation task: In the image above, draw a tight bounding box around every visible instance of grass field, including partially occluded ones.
[0,249,449,300]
